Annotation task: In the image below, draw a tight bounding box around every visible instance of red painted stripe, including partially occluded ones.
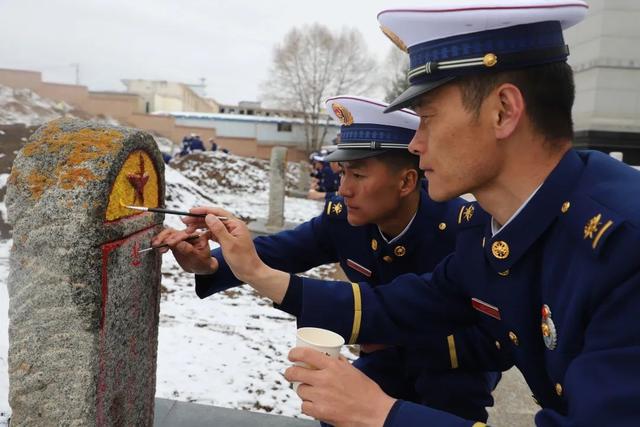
[471,298,501,320]
[347,259,372,277]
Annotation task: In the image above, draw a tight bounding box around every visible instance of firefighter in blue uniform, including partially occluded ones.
[181,0,640,426]
[308,148,342,200]
[153,95,499,421]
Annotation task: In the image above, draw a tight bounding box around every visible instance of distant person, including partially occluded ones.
[191,135,205,152]
[308,160,342,200]
[179,135,192,157]
[209,138,218,151]
[161,152,172,164]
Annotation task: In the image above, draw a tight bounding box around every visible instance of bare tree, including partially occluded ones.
[380,46,410,104]
[262,24,377,153]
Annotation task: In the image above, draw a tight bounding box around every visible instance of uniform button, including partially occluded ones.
[371,239,378,251]
[438,222,447,231]
[491,240,510,259]
[383,255,393,263]
[394,245,406,257]
[561,201,570,213]
[508,331,519,346]
[495,340,501,350]
[498,269,509,277]
[555,383,563,396]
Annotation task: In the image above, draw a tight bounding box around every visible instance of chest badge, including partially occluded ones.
[541,304,557,350]
[332,202,343,215]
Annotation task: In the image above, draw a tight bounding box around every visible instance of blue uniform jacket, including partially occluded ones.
[288,150,640,426]
[196,187,499,420]
[317,165,340,193]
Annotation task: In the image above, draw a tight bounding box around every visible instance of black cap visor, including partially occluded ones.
[384,76,456,113]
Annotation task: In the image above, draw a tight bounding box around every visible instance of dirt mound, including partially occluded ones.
[170,151,303,194]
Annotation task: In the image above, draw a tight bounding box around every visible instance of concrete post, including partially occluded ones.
[6,118,165,426]
[267,147,287,228]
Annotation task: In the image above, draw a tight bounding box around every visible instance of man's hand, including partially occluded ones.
[307,189,326,200]
[151,227,218,275]
[186,207,290,303]
[285,347,396,427]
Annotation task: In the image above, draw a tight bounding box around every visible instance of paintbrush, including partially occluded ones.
[138,232,209,253]
[122,203,228,220]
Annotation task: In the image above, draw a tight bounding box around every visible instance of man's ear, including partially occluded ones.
[492,83,525,140]
[399,168,419,197]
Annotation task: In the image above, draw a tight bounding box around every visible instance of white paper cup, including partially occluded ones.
[292,327,345,392]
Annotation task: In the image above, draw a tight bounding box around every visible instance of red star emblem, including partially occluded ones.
[127,153,149,205]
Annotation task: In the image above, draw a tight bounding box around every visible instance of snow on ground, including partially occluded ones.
[0,152,338,420]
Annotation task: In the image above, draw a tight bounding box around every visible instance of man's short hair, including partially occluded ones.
[457,61,575,142]
[376,150,421,191]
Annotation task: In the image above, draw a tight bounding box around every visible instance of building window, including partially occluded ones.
[277,122,292,132]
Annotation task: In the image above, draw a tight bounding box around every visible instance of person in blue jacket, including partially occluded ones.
[173,1,640,426]
[153,95,499,421]
[308,148,342,200]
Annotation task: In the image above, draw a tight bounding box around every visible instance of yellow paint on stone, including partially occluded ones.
[17,121,124,201]
[106,150,159,221]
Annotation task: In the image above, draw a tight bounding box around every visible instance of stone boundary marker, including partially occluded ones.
[267,146,287,229]
[6,119,165,426]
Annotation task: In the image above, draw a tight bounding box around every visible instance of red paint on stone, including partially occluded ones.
[97,225,159,426]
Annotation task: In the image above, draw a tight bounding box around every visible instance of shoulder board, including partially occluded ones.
[324,197,347,220]
[454,201,489,230]
[560,194,625,257]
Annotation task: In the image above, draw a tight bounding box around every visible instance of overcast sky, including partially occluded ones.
[0,0,424,104]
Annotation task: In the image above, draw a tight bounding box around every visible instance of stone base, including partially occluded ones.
[154,398,317,427]
[573,130,640,165]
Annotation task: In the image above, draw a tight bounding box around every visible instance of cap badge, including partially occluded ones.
[541,304,558,350]
[331,103,353,126]
[380,26,407,52]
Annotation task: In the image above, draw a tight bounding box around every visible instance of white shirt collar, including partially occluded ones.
[491,183,543,237]
[378,211,418,244]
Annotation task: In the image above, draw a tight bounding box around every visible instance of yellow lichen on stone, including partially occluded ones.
[19,122,126,200]
[26,172,55,201]
[8,168,19,185]
[23,122,123,163]
[59,168,98,190]
[106,150,159,221]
